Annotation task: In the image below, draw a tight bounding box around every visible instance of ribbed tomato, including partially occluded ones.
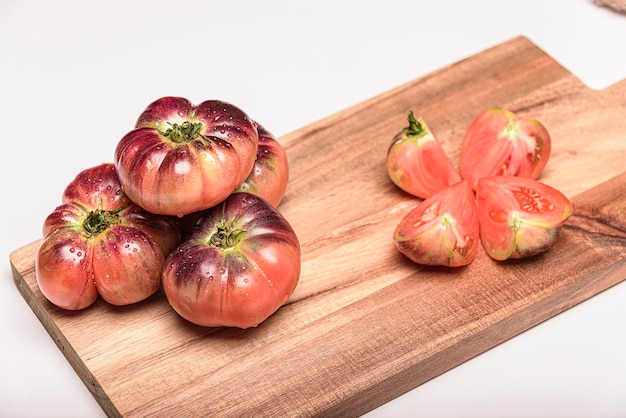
[476,176,573,260]
[393,180,479,267]
[234,123,289,207]
[460,107,551,190]
[114,96,258,216]
[162,192,301,328]
[36,163,181,310]
[386,111,461,199]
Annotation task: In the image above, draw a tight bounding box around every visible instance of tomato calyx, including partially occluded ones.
[158,121,206,143]
[209,220,246,250]
[82,204,128,237]
[406,111,427,138]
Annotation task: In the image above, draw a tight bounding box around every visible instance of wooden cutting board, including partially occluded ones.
[10,36,626,417]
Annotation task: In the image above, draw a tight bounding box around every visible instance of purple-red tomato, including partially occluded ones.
[234,123,289,207]
[386,111,462,199]
[393,180,479,267]
[476,176,573,260]
[162,192,301,328]
[36,163,181,310]
[114,96,259,216]
[460,107,551,190]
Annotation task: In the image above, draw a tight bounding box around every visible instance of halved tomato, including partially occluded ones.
[459,107,551,190]
[476,176,573,261]
[393,180,479,267]
[386,111,462,199]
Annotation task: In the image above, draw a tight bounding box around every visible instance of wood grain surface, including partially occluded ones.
[10,36,626,417]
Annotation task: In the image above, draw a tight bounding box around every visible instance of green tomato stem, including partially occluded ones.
[406,110,425,136]
[83,204,128,237]
[158,121,205,143]
[209,221,246,250]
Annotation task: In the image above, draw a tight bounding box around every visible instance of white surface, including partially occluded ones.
[1,1,626,416]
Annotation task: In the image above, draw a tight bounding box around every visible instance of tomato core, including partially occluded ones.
[82,205,126,237]
[500,120,520,142]
[158,121,205,143]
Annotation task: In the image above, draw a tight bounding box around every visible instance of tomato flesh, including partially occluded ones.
[393,180,479,267]
[460,107,551,190]
[476,176,573,260]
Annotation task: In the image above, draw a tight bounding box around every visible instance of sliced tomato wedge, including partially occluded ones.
[476,176,573,261]
[386,111,462,199]
[460,107,551,190]
[393,180,479,267]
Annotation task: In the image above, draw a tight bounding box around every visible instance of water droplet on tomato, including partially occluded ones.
[69,247,75,253]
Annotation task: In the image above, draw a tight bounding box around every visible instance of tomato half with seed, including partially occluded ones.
[162,192,301,328]
[476,176,573,261]
[393,180,479,267]
[460,107,551,190]
[234,123,289,207]
[114,96,258,216]
[36,163,181,310]
[386,111,462,199]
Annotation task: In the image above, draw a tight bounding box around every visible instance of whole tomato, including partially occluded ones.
[386,111,462,199]
[234,123,289,207]
[393,180,479,267]
[162,192,301,328]
[36,163,181,310]
[476,176,573,260]
[460,107,551,190]
[114,96,259,216]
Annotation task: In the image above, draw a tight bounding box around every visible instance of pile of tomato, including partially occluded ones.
[386,108,573,267]
[36,97,300,329]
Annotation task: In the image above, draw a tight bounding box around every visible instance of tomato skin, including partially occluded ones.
[114,96,259,216]
[393,180,479,267]
[386,111,462,199]
[162,192,301,328]
[476,176,573,261]
[460,107,551,190]
[234,123,289,207]
[36,163,181,310]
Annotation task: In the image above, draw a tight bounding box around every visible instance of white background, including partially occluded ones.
[2,1,626,417]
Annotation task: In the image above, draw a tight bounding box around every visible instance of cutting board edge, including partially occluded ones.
[9,251,122,418]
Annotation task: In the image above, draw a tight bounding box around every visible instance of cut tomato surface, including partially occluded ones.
[393,180,479,267]
[476,176,573,261]
[386,111,462,199]
[460,107,551,190]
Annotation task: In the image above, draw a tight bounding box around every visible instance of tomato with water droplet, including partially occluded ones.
[162,192,301,328]
[114,96,259,216]
[234,123,289,207]
[36,163,181,310]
